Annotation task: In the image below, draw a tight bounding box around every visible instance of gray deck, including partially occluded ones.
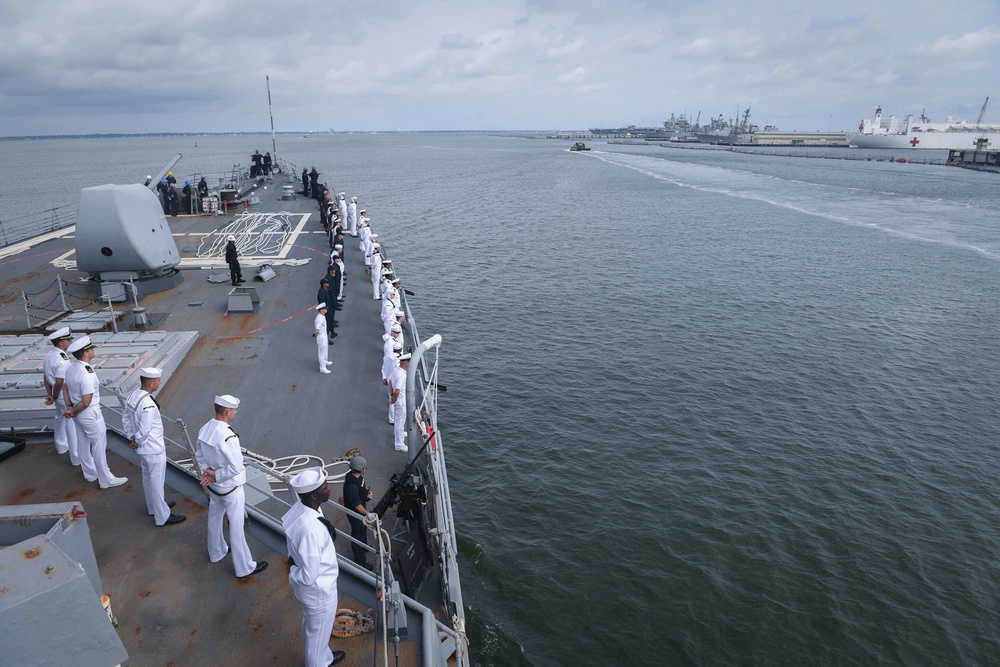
[0,441,416,667]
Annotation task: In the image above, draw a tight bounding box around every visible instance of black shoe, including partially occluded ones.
[160,514,187,526]
[240,561,268,578]
[329,331,338,338]
[331,651,346,665]
[148,500,176,516]
[238,278,246,283]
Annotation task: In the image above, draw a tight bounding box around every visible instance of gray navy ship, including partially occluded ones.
[0,155,468,666]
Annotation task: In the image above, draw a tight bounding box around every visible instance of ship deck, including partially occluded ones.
[0,170,440,665]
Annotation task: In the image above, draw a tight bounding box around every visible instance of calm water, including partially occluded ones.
[3,135,1000,666]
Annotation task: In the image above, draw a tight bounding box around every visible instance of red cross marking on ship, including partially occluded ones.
[909,137,920,147]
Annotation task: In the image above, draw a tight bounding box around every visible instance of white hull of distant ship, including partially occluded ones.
[850,102,1000,150]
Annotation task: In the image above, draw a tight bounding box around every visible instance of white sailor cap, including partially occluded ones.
[359,209,366,214]
[382,258,392,264]
[215,394,240,409]
[334,244,343,249]
[315,303,326,310]
[398,353,411,361]
[140,367,162,379]
[393,309,404,317]
[48,327,72,341]
[146,175,152,180]
[392,340,403,350]
[227,234,236,241]
[391,276,401,283]
[351,196,357,202]
[380,267,392,275]
[67,335,93,354]
[339,192,346,198]
[390,323,402,332]
[289,467,326,494]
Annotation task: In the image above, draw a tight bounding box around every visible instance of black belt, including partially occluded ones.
[207,484,240,497]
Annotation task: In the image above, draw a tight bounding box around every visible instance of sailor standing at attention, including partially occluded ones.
[43,327,78,464]
[195,395,268,578]
[338,193,348,235]
[225,235,245,286]
[63,336,128,488]
[389,353,411,453]
[313,303,333,374]
[282,467,346,667]
[347,196,358,237]
[123,368,186,526]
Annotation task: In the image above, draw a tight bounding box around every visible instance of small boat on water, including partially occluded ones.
[569,142,591,151]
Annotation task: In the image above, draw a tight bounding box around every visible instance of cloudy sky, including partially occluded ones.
[2,0,998,135]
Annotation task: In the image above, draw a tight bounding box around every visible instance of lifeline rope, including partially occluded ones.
[196,212,295,258]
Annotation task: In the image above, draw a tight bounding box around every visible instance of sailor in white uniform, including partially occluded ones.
[195,395,268,578]
[123,367,186,526]
[314,303,332,374]
[358,219,371,253]
[373,265,389,301]
[63,336,127,488]
[357,211,368,244]
[383,340,403,424]
[43,327,78,463]
[282,467,346,667]
[338,193,348,236]
[347,196,358,236]
[389,354,411,453]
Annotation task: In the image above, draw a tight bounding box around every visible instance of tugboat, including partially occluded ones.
[569,142,591,151]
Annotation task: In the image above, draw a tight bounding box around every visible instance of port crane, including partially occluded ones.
[976,96,990,126]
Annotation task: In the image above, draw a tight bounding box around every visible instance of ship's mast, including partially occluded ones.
[267,76,277,169]
[976,96,990,126]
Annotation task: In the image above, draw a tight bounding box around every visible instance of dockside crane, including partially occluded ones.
[976,96,990,126]
[693,111,701,135]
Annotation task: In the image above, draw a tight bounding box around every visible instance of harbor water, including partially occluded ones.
[2,135,1000,666]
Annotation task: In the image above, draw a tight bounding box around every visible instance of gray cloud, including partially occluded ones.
[1,0,998,134]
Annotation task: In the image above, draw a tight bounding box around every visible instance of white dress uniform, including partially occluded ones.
[314,309,331,373]
[123,386,171,525]
[347,199,357,236]
[382,342,401,424]
[282,497,340,667]
[371,263,385,300]
[65,359,116,485]
[389,362,408,451]
[335,258,346,297]
[358,224,371,253]
[43,345,77,461]
[195,418,258,577]
[338,195,348,236]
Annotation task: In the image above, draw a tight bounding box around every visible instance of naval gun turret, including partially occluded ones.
[75,184,181,291]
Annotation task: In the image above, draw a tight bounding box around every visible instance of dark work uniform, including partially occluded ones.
[309,168,319,200]
[302,169,309,196]
[166,186,178,217]
[317,283,336,334]
[343,472,370,567]
[197,178,208,212]
[325,266,342,301]
[225,241,243,285]
[182,184,192,213]
[156,181,168,212]
[263,153,272,175]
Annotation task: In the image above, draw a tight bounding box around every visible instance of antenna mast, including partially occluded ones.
[267,76,277,168]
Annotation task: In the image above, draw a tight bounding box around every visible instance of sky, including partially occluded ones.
[1,0,999,135]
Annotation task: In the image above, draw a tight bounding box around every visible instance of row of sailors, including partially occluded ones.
[44,336,346,664]
[314,192,411,454]
[320,191,365,240]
